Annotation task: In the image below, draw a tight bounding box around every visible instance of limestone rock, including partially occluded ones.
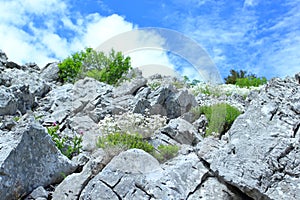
[0,50,8,68]
[0,67,50,98]
[209,77,300,199]
[113,77,147,97]
[0,85,35,115]
[0,122,77,200]
[134,85,197,119]
[52,149,108,200]
[80,149,212,200]
[24,186,48,200]
[158,118,202,145]
[40,62,60,83]
[188,177,243,200]
[295,72,300,84]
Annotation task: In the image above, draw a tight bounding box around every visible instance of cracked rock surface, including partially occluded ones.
[1,50,300,200]
[209,77,300,200]
[79,148,242,200]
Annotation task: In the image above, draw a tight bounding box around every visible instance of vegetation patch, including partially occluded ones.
[192,103,241,137]
[155,145,180,163]
[58,48,132,85]
[224,69,267,88]
[97,132,179,163]
[46,123,83,159]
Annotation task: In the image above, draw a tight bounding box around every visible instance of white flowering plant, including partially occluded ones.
[98,111,167,138]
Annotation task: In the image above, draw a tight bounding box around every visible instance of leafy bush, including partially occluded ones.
[224,69,267,88]
[224,69,247,84]
[58,48,132,85]
[13,116,20,122]
[58,48,92,83]
[81,49,132,85]
[97,132,179,163]
[97,132,154,154]
[155,145,179,163]
[46,123,83,159]
[148,81,161,90]
[192,103,241,137]
[183,75,201,86]
[235,77,267,88]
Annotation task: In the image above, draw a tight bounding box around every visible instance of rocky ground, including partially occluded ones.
[0,50,300,200]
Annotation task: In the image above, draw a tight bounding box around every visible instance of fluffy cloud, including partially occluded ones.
[0,0,135,68]
[0,1,181,79]
[169,0,300,79]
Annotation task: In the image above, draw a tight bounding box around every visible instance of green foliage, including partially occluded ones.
[58,48,132,85]
[58,48,92,83]
[235,77,267,88]
[65,135,83,159]
[192,103,241,137]
[190,79,201,86]
[183,75,201,86]
[97,132,154,154]
[224,69,248,84]
[81,49,132,85]
[46,124,83,159]
[224,69,267,88]
[148,82,161,90]
[155,145,179,163]
[97,132,179,163]
[13,116,20,122]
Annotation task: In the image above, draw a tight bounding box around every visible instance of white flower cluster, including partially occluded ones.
[190,83,263,97]
[98,111,167,138]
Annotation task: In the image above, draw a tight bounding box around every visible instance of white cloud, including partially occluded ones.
[0,0,136,68]
[0,0,178,78]
[243,0,259,7]
[83,14,135,48]
[170,0,300,79]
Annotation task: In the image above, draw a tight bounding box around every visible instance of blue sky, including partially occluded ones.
[0,0,299,81]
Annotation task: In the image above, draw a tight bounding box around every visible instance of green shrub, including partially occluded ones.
[46,124,83,159]
[182,75,201,87]
[155,145,179,163]
[224,69,247,84]
[148,82,161,90]
[13,116,20,122]
[58,48,92,83]
[192,103,241,137]
[97,132,179,163]
[58,48,132,85]
[224,69,267,87]
[235,77,267,88]
[81,49,132,85]
[97,132,154,154]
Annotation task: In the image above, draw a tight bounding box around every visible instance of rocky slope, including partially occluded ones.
[0,50,300,200]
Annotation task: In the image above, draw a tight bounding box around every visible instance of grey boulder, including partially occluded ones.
[0,85,35,115]
[80,148,211,200]
[0,122,77,200]
[209,76,300,199]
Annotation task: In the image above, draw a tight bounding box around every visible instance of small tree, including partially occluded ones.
[224,69,247,84]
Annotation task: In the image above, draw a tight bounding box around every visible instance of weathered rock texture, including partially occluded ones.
[209,77,300,199]
[0,122,77,200]
[79,148,237,200]
[1,50,300,200]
